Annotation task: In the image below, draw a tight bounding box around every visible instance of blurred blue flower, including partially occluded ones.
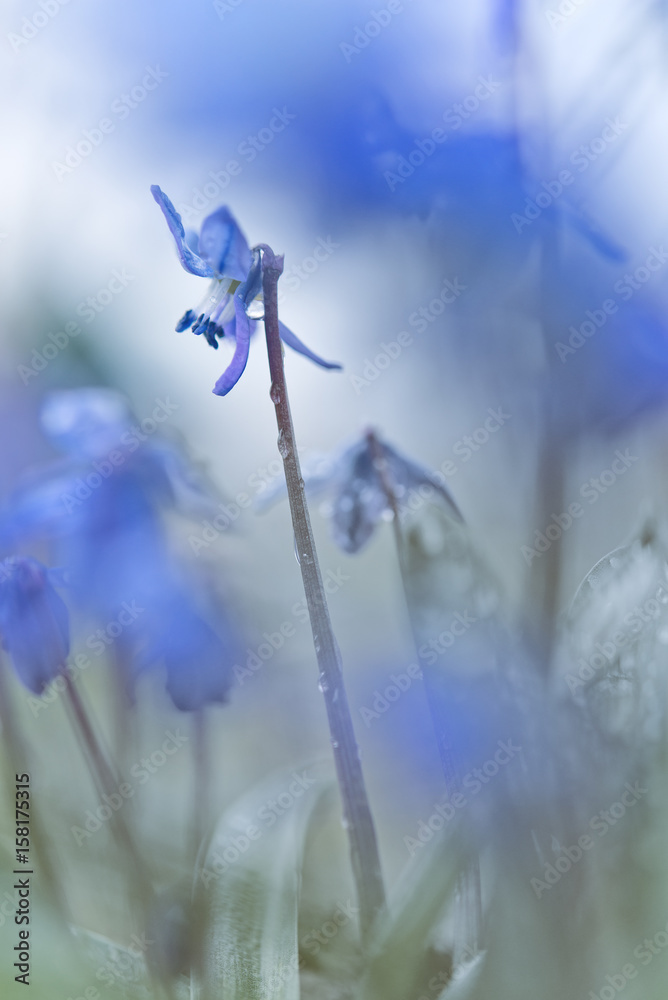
[4,388,238,711]
[260,430,462,554]
[151,185,341,395]
[328,432,462,553]
[142,585,236,712]
[0,556,69,694]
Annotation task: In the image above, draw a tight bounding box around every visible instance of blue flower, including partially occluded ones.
[140,585,237,712]
[259,431,462,554]
[3,388,239,711]
[0,557,69,694]
[151,185,341,395]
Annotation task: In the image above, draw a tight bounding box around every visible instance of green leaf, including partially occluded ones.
[71,926,153,999]
[561,518,668,741]
[193,761,334,1000]
[358,819,470,1000]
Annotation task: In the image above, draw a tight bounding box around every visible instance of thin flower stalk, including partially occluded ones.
[259,244,386,941]
[62,674,154,908]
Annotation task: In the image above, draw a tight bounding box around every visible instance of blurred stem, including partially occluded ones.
[530,140,565,676]
[365,430,482,964]
[63,674,154,908]
[259,244,386,941]
[112,640,135,780]
[191,707,208,863]
[0,657,72,924]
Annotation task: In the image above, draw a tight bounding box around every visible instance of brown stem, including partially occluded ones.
[191,707,208,863]
[258,245,386,940]
[63,674,153,905]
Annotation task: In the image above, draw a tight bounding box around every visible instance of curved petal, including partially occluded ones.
[151,185,214,278]
[278,321,342,370]
[184,228,200,254]
[213,297,253,396]
[241,248,263,309]
[199,206,252,280]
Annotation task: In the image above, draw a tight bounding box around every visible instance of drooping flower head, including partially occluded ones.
[0,556,69,694]
[259,429,463,554]
[151,185,341,395]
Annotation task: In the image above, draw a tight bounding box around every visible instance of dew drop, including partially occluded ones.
[277,430,290,459]
[330,739,339,750]
[318,672,329,694]
[270,383,282,405]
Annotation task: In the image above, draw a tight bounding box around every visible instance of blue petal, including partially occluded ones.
[241,249,263,308]
[213,296,253,395]
[184,228,200,254]
[198,206,252,280]
[559,201,628,262]
[151,185,214,278]
[0,557,69,694]
[278,321,342,370]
